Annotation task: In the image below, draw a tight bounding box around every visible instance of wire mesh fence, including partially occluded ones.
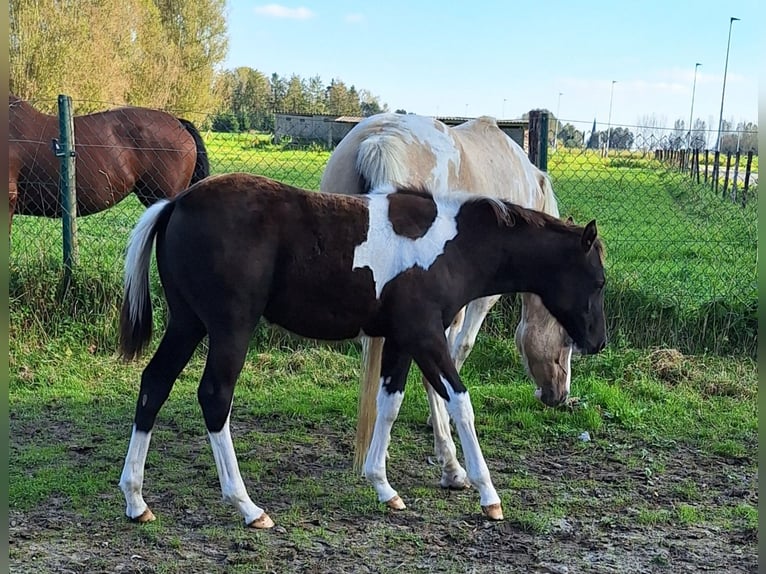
[9,98,758,356]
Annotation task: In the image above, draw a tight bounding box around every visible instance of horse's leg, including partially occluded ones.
[449,295,501,372]
[119,312,205,522]
[199,327,274,529]
[422,296,500,488]
[424,382,469,489]
[412,333,503,520]
[363,338,412,510]
[423,307,465,429]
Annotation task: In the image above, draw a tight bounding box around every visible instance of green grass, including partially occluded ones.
[8,136,757,571]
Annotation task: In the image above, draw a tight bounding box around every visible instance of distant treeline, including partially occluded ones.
[9,0,387,125]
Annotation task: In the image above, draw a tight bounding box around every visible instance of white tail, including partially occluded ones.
[356,135,410,190]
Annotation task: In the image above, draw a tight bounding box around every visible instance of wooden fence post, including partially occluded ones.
[713,151,720,193]
[722,152,732,200]
[704,150,709,184]
[743,150,753,206]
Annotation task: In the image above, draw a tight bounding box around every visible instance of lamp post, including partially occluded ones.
[715,17,740,151]
[605,80,616,157]
[553,92,563,151]
[687,63,701,168]
[502,98,507,119]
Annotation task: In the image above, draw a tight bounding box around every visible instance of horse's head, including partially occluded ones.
[538,219,607,356]
[515,293,573,407]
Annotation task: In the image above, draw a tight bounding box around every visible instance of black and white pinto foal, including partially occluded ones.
[118,173,607,528]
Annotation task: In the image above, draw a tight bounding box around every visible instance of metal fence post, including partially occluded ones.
[54,94,78,286]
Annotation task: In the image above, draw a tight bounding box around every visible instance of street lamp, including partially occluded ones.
[605,80,616,157]
[687,62,701,167]
[502,98,507,119]
[553,92,563,151]
[715,17,740,151]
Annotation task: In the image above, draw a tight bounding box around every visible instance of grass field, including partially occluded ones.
[9,135,757,573]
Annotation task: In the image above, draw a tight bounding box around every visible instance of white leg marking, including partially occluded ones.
[425,383,468,488]
[450,296,501,372]
[441,376,501,508]
[209,417,268,526]
[564,347,573,395]
[119,425,152,519]
[364,380,404,504]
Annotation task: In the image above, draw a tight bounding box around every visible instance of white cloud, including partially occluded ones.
[254,4,315,20]
[344,13,365,24]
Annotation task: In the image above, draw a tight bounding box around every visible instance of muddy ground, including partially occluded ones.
[9,417,758,574]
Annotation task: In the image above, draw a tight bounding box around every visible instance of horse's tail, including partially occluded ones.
[178,118,210,184]
[538,170,560,218]
[356,132,410,192]
[353,335,385,472]
[119,199,175,361]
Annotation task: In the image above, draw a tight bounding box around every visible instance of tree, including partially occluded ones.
[282,74,308,113]
[152,0,228,113]
[668,119,685,151]
[690,118,707,150]
[10,0,228,113]
[558,123,584,148]
[586,118,599,149]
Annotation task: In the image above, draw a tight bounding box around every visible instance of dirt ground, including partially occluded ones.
[9,420,758,574]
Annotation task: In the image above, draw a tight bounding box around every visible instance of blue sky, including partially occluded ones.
[225,1,758,132]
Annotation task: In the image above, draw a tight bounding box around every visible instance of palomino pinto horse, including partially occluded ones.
[320,113,574,485]
[8,94,209,233]
[118,172,606,527]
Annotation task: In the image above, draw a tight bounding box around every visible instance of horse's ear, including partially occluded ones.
[566,215,574,224]
[581,220,598,252]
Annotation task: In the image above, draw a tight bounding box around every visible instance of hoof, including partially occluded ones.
[131,508,156,523]
[386,495,406,510]
[440,472,470,490]
[248,512,275,529]
[481,503,504,521]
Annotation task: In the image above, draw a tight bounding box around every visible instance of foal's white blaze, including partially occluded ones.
[440,376,501,508]
[119,426,153,519]
[208,416,268,526]
[363,378,404,504]
[353,189,461,298]
[564,347,573,395]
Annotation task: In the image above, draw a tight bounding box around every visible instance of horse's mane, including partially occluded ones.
[379,183,604,260]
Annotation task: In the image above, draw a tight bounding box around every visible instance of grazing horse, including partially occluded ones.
[8,94,209,234]
[118,172,606,527]
[320,112,574,485]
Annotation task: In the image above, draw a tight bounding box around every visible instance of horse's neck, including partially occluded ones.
[458,208,564,301]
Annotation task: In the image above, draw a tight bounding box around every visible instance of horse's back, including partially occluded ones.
[160,174,380,340]
[321,113,458,195]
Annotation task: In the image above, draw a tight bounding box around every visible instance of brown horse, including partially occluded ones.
[118,172,606,528]
[320,112,573,485]
[8,94,209,233]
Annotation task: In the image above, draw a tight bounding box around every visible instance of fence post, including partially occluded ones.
[704,150,709,184]
[731,150,740,203]
[54,94,78,289]
[722,152,732,200]
[713,150,720,193]
[526,110,549,171]
[743,150,753,206]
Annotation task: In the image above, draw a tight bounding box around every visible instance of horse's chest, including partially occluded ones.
[353,194,459,298]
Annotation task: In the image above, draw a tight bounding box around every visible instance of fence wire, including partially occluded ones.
[9,99,758,356]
